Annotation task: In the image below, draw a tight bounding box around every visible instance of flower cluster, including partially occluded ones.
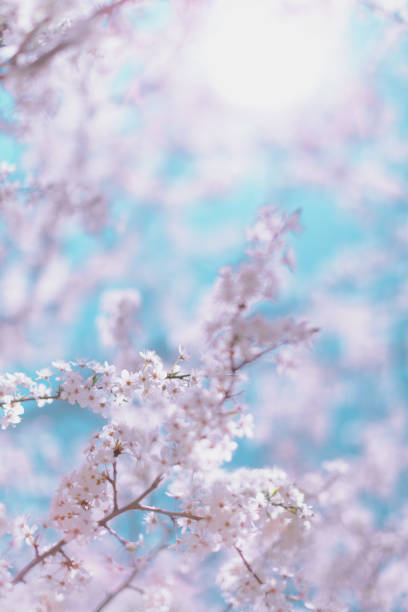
[0,371,55,429]
[0,206,323,611]
[170,468,313,610]
[173,466,312,549]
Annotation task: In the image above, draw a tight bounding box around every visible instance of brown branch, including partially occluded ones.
[0,17,50,69]
[215,310,307,411]
[110,461,119,511]
[12,538,66,584]
[12,474,162,584]
[23,37,81,72]
[232,342,288,374]
[98,474,166,526]
[134,474,164,504]
[12,472,202,585]
[104,524,129,549]
[231,325,319,376]
[235,546,306,607]
[0,392,61,408]
[94,526,170,612]
[235,546,263,586]
[166,372,190,380]
[93,0,144,19]
[1,0,144,75]
[217,335,280,412]
[99,496,203,527]
[94,566,141,612]
[136,504,204,522]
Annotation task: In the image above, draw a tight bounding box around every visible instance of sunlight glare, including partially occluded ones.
[195,0,350,115]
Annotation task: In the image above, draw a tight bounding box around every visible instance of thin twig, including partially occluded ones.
[234,546,263,585]
[112,461,119,511]
[12,539,66,584]
[12,473,201,585]
[1,17,50,69]
[136,504,204,522]
[94,526,171,612]
[0,392,60,407]
[104,524,129,549]
[12,474,163,584]
[166,373,190,380]
[94,565,141,612]
[134,474,164,504]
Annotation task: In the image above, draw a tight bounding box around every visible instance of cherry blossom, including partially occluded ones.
[0,1,407,610]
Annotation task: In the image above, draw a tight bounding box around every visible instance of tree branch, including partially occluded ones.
[136,504,204,522]
[12,538,66,584]
[11,474,185,585]
[0,0,144,74]
[94,566,141,612]
[94,526,172,612]
[234,546,263,586]
[0,391,61,408]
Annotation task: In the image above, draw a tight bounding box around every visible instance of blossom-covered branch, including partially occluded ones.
[0,207,318,610]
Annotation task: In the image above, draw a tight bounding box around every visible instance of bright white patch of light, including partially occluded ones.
[194,0,350,114]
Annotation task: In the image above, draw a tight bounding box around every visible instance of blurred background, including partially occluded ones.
[0,0,407,532]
